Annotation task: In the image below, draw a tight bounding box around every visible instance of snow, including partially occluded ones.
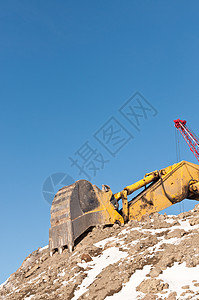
[93,216,199,299]
[118,227,140,236]
[24,295,34,300]
[94,235,127,249]
[0,278,9,289]
[94,236,117,248]
[27,271,46,284]
[171,219,199,232]
[119,218,199,234]
[62,271,80,286]
[58,270,65,277]
[165,217,176,224]
[39,245,49,252]
[105,265,151,300]
[157,262,199,299]
[52,269,66,284]
[72,247,128,300]
[105,262,199,300]
[147,236,182,253]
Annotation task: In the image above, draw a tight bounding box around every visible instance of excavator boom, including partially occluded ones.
[49,161,199,255]
[128,161,199,220]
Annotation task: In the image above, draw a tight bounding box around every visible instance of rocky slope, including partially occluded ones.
[1,205,199,300]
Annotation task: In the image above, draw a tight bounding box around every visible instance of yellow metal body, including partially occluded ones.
[114,171,159,201]
[125,161,199,221]
[92,185,124,225]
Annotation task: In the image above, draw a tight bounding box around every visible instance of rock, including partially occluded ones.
[128,220,139,227]
[178,211,192,219]
[180,291,186,296]
[140,295,158,300]
[194,283,199,287]
[24,264,40,278]
[181,285,189,289]
[166,229,186,239]
[113,223,120,229]
[149,267,162,278]
[42,275,49,282]
[141,214,151,222]
[104,241,117,250]
[193,203,199,211]
[136,278,169,294]
[81,253,93,262]
[186,289,194,294]
[76,257,82,263]
[167,291,177,299]
[189,218,199,226]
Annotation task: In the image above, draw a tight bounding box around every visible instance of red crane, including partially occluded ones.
[174,119,199,162]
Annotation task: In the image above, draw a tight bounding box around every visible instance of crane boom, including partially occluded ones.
[174,119,199,162]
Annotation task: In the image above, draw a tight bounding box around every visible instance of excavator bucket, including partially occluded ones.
[49,179,124,255]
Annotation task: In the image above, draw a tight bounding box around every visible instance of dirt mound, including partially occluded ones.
[1,204,199,300]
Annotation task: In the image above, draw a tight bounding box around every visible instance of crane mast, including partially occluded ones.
[174,119,199,162]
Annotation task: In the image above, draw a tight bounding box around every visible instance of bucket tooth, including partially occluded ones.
[68,244,73,253]
[58,247,63,255]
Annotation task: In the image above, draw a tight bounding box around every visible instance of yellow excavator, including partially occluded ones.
[49,160,199,256]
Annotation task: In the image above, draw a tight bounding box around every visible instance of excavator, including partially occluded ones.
[49,120,199,256]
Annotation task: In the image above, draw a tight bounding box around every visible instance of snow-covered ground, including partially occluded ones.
[105,265,152,300]
[72,247,128,300]
[1,206,199,299]
[157,262,199,299]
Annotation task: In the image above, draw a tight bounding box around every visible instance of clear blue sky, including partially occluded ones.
[1,0,199,284]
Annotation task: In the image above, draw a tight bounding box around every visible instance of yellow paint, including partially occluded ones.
[128,161,199,220]
[77,161,199,225]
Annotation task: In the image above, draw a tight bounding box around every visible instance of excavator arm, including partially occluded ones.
[49,161,199,255]
[124,161,199,221]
